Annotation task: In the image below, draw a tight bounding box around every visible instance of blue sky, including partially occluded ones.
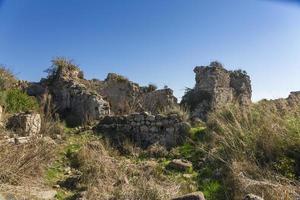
[0,0,300,101]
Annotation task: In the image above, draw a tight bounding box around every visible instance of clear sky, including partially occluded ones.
[0,0,300,101]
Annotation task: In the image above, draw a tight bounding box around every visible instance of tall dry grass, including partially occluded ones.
[76,140,181,200]
[205,103,300,199]
[0,139,56,186]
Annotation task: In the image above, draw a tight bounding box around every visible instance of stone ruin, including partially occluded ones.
[17,60,255,147]
[26,64,110,126]
[25,61,178,126]
[6,112,41,136]
[260,91,300,114]
[94,73,178,115]
[96,112,190,149]
[181,61,252,120]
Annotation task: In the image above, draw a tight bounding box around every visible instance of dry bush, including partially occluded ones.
[160,105,190,122]
[0,138,56,185]
[0,66,17,90]
[40,114,65,139]
[76,141,181,200]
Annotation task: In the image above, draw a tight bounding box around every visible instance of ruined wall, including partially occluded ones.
[97,73,178,115]
[99,73,142,115]
[181,62,252,120]
[26,64,178,125]
[96,112,190,148]
[26,64,110,126]
[141,88,178,113]
[260,91,300,114]
[47,67,110,126]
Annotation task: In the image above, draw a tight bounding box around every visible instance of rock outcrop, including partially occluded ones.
[6,112,41,136]
[95,112,190,148]
[181,62,252,120]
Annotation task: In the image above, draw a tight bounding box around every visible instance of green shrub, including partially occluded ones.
[5,89,39,113]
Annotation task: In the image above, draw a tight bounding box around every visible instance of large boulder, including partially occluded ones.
[6,112,41,136]
[181,62,252,120]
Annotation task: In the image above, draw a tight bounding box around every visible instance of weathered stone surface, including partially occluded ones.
[141,88,178,113]
[244,194,264,200]
[261,91,300,115]
[98,73,178,115]
[14,136,30,144]
[6,113,41,136]
[0,105,3,126]
[26,62,177,124]
[167,159,193,172]
[0,185,57,200]
[27,64,110,126]
[96,112,190,148]
[0,193,17,200]
[181,62,252,120]
[172,192,206,200]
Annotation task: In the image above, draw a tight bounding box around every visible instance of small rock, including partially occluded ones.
[7,138,15,144]
[244,194,264,200]
[74,191,87,200]
[15,137,30,144]
[167,159,193,172]
[36,190,57,200]
[64,167,72,175]
[0,193,18,200]
[183,174,193,179]
[42,136,57,146]
[172,192,205,200]
[53,184,60,189]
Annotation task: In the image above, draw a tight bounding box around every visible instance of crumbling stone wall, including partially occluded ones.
[260,91,300,114]
[25,59,178,124]
[26,62,110,126]
[141,88,178,113]
[96,112,190,148]
[181,62,252,120]
[97,73,178,115]
[47,67,110,126]
[99,73,142,115]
